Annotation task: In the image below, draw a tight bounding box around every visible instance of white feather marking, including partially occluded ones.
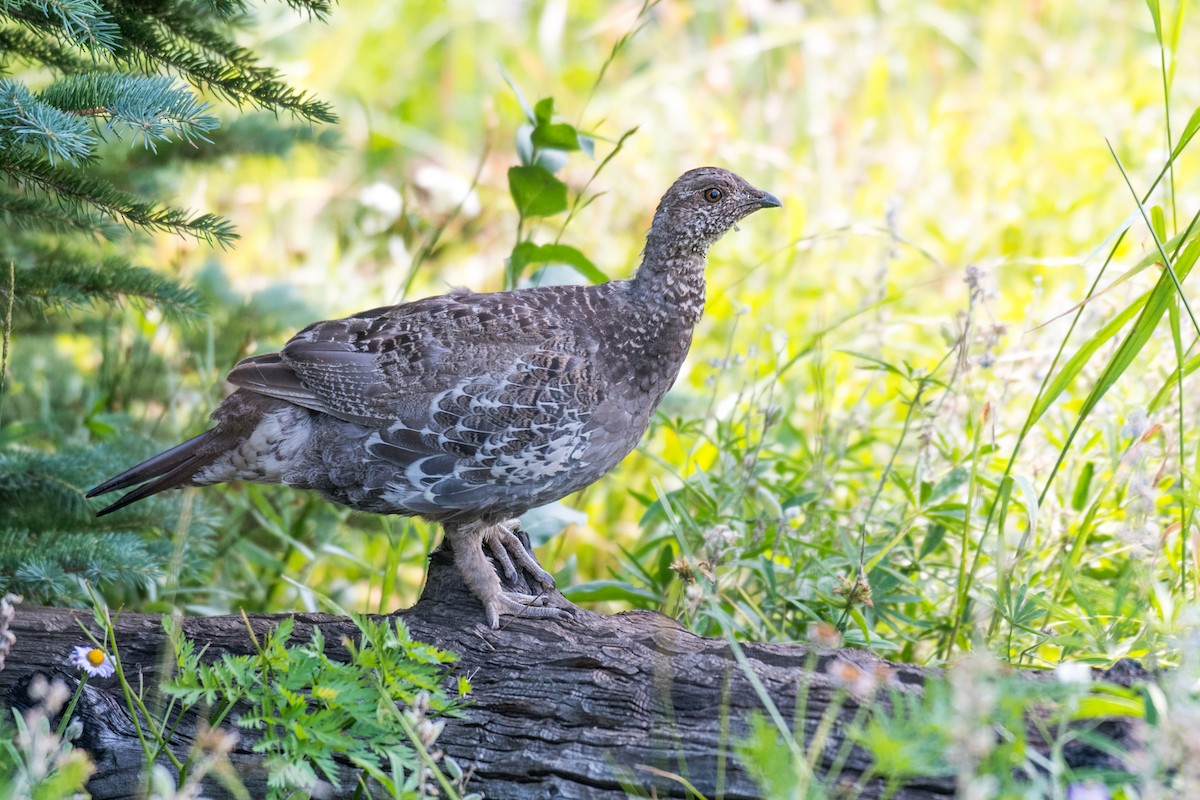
[195,407,311,484]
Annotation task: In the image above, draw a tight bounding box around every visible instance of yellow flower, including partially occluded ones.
[66,645,115,678]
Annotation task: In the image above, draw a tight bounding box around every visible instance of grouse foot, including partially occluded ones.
[485,519,558,593]
[451,520,568,629]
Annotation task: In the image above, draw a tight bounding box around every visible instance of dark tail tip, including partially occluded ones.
[88,431,216,515]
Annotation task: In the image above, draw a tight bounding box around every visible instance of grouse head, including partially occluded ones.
[646,166,781,257]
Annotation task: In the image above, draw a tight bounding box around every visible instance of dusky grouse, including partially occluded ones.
[89,166,781,627]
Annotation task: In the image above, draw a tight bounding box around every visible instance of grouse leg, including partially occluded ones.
[484,519,558,594]
[450,520,566,629]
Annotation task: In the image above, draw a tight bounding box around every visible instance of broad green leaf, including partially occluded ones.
[782,490,819,508]
[531,122,581,151]
[926,466,969,506]
[848,607,871,642]
[890,471,916,506]
[533,96,554,125]
[918,523,945,560]
[507,165,568,218]
[563,579,660,604]
[1075,692,1145,720]
[509,241,608,285]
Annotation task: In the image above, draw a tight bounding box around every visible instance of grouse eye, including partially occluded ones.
[704,187,723,202]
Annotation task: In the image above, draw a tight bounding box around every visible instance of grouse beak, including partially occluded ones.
[757,191,782,209]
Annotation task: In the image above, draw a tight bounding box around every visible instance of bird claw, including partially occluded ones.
[484,520,557,594]
[484,591,571,630]
[451,519,571,629]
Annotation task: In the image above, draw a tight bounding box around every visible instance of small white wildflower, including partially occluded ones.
[0,593,19,671]
[1055,661,1093,686]
[359,181,403,217]
[28,674,72,713]
[412,163,480,217]
[65,645,115,678]
[703,524,739,549]
[358,181,405,235]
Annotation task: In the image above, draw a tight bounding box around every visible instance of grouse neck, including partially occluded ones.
[628,241,708,333]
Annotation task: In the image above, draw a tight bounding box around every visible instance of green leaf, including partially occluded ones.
[1026,293,1145,430]
[533,96,554,125]
[1075,690,1145,720]
[563,579,660,604]
[507,165,568,218]
[919,524,946,559]
[1174,105,1200,162]
[1072,234,1200,425]
[1147,0,1163,42]
[1169,1,1186,56]
[926,466,969,506]
[508,241,608,285]
[1070,462,1094,512]
[735,713,805,797]
[531,122,581,151]
[782,491,819,509]
[1151,204,1167,243]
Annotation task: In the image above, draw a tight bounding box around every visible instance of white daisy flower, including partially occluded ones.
[65,645,115,678]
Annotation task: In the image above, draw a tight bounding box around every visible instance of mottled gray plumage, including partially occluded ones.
[89,167,780,627]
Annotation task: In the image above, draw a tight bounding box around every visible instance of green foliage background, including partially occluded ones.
[8,0,1200,670]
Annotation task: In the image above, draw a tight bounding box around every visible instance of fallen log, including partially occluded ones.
[0,542,1138,799]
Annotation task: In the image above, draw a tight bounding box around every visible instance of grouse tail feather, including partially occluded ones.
[87,431,219,516]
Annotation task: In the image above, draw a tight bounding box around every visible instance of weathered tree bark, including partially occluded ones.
[0,543,1138,800]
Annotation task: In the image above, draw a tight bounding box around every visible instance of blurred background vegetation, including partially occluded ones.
[6,0,1200,669]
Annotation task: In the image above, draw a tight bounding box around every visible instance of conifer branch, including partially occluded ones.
[39,73,220,150]
[0,77,96,165]
[0,0,120,54]
[0,529,161,602]
[0,25,95,72]
[199,0,332,21]
[109,5,337,123]
[124,113,339,163]
[0,150,238,244]
[6,253,203,320]
[0,0,333,611]
[0,182,116,235]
